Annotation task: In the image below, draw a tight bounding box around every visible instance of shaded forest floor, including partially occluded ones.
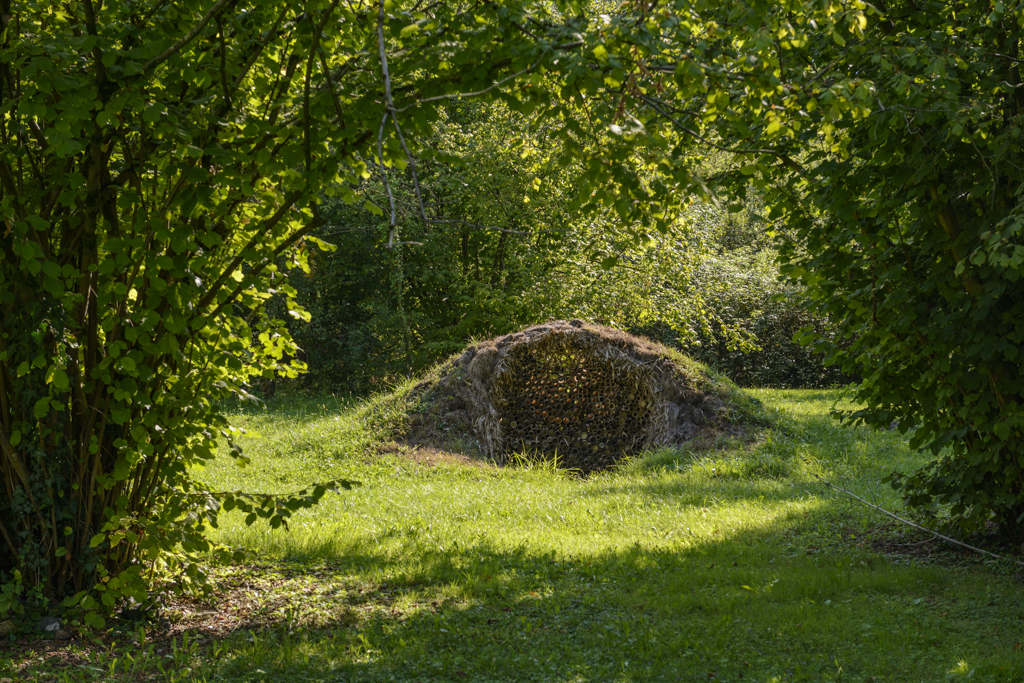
[4,389,1024,683]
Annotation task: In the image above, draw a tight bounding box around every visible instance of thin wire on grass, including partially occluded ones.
[813,474,1024,568]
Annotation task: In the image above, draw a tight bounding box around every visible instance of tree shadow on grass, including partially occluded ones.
[201,515,1024,683]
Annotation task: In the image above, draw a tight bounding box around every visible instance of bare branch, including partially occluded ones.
[638,93,806,174]
[393,56,545,114]
[377,0,405,250]
[376,113,398,250]
[390,116,429,226]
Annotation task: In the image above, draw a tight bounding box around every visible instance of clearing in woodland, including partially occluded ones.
[4,348,1024,682]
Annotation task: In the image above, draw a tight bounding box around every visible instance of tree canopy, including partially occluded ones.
[2,0,1022,623]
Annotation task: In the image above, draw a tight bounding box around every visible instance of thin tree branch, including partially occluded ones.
[428,219,530,235]
[390,116,428,227]
[392,56,546,113]
[638,93,806,174]
[377,0,400,250]
[0,422,29,490]
[376,113,398,250]
[80,0,109,88]
[141,0,234,74]
[216,16,231,107]
[303,1,341,169]
[376,5,432,235]
[0,516,16,558]
[228,5,291,97]
[205,211,325,321]
[318,45,348,126]
[196,190,303,310]
[134,0,173,30]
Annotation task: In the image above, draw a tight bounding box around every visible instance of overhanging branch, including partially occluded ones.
[141,0,236,75]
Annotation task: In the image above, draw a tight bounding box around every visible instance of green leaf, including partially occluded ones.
[33,397,51,419]
[84,613,105,629]
[62,591,87,607]
[994,423,1011,440]
[48,367,70,391]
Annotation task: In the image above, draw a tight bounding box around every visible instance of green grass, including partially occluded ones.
[7,389,1024,682]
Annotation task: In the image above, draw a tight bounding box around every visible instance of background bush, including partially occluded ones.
[678,250,854,388]
[265,105,849,395]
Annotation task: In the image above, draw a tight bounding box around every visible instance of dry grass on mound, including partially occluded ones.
[366,320,764,472]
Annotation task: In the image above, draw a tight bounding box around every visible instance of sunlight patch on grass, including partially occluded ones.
[179,389,1024,683]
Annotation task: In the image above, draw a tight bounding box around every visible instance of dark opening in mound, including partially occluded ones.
[491,332,659,471]
[404,320,739,472]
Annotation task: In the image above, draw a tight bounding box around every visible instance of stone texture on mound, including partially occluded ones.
[427,320,725,472]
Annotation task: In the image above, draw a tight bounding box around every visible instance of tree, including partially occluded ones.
[283,100,580,391]
[773,2,1024,535]
[0,0,624,620]
[5,0,1019,623]
[576,0,1023,534]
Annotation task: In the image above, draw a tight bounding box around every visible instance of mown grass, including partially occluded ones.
[6,389,1024,682]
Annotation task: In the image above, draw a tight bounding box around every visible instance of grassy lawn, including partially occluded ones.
[5,389,1024,682]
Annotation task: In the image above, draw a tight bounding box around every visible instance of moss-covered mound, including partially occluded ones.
[372,320,762,472]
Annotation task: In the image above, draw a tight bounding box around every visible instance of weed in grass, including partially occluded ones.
[505,450,583,478]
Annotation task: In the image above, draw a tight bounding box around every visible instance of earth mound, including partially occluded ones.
[392,320,754,472]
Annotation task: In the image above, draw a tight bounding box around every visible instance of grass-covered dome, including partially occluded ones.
[375,320,760,472]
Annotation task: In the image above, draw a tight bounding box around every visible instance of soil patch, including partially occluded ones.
[376,442,494,468]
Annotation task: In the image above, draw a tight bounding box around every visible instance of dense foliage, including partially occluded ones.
[282,103,569,392]
[3,0,1022,624]
[282,103,838,394]
[0,0,625,621]
[655,1,1022,534]
[0,0,395,621]
[762,3,1024,535]
[679,251,852,389]
[280,99,717,393]
[500,0,1022,536]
